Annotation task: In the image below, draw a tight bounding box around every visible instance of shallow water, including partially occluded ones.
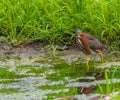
[0,51,120,100]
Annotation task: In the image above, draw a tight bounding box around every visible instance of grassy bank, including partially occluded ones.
[0,0,120,48]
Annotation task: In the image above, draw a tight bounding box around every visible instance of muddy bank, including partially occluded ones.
[0,40,119,64]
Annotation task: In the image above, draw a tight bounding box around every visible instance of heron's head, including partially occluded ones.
[75,29,82,34]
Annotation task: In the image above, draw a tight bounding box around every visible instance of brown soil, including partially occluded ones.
[0,40,119,64]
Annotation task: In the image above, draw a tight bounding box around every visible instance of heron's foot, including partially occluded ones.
[86,56,90,71]
[98,52,104,64]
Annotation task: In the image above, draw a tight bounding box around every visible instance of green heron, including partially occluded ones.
[76,29,107,71]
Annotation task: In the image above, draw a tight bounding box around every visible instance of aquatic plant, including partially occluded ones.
[96,66,120,94]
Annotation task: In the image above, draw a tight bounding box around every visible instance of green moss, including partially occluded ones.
[0,67,27,79]
[0,80,20,84]
[16,65,31,69]
[0,55,7,62]
[38,84,65,90]
[0,88,18,94]
[27,67,49,76]
[34,55,65,64]
[7,55,21,60]
[15,65,31,71]
[46,62,99,81]
[45,87,77,100]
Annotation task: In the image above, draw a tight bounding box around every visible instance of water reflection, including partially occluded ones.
[0,53,119,100]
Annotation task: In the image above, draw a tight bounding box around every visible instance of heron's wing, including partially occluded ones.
[86,34,95,40]
[86,34,103,50]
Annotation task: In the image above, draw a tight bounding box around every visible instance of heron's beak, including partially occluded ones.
[77,35,81,38]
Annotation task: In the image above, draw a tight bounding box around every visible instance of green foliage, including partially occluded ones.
[0,0,120,47]
[96,66,120,94]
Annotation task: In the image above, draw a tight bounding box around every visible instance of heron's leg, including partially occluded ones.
[98,52,104,63]
[86,55,90,71]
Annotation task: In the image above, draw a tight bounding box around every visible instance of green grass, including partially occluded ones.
[96,66,120,94]
[0,0,120,48]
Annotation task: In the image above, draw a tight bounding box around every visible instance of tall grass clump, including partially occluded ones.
[97,67,119,94]
[0,0,120,47]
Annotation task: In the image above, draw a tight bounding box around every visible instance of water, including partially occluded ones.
[0,51,120,100]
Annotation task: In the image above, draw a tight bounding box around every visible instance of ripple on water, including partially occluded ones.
[31,63,53,68]
[66,78,120,87]
[96,62,120,69]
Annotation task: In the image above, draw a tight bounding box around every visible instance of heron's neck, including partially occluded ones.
[80,34,91,54]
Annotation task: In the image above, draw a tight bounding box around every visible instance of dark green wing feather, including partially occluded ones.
[86,34,107,51]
